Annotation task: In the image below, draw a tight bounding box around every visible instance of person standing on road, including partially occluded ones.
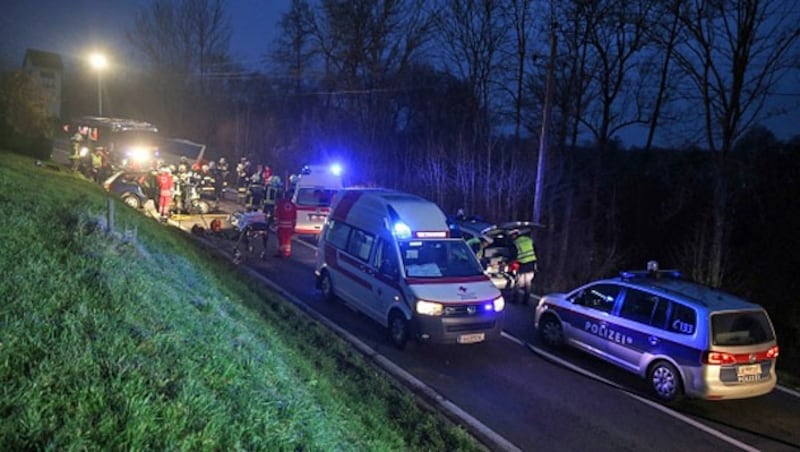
[156,166,174,221]
[274,192,297,257]
[510,229,537,304]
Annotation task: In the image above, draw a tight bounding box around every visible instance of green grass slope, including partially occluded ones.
[0,152,479,451]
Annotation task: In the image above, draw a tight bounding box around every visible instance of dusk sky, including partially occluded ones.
[0,0,290,71]
[2,1,798,146]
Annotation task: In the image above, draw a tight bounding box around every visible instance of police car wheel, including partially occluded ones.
[538,315,564,348]
[388,311,409,350]
[320,271,336,303]
[648,361,683,403]
[122,194,141,209]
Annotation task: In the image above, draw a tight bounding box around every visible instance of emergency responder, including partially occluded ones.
[232,210,271,263]
[90,148,104,182]
[245,165,266,211]
[217,157,230,190]
[467,234,492,260]
[274,191,297,257]
[156,166,174,221]
[509,229,538,304]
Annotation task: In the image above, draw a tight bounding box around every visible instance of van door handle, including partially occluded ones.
[648,336,659,346]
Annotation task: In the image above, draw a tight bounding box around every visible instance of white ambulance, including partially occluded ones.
[315,188,505,349]
[291,164,344,237]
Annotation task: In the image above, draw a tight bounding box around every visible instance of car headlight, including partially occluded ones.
[416,299,443,316]
[493,296,505,312]
[128,146,151,162]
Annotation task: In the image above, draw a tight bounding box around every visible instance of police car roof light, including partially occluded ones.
[620,269,682,280]
[329,163,343,176]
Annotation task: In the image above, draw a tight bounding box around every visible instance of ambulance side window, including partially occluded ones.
[326,220,351,250]
[347,228,374,262]
[373,239,399,278]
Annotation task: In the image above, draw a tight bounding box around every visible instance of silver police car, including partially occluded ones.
[534,262,779,402]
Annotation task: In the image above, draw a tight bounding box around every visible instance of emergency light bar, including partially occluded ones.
[415,231,448,238]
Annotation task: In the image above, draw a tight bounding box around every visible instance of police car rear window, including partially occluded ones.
[711,311,775,346]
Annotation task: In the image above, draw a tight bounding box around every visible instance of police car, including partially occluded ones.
[533,262,779,402]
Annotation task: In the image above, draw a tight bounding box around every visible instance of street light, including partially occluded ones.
[89,52,108,116]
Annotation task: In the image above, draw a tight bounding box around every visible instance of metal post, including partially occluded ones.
[107,198,114,234]
[97,72,103,116]
[533,19,558,226]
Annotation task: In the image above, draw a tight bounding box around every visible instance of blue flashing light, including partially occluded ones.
[393,222,412,239]
[483,303,493,311]
[330,163,343,176]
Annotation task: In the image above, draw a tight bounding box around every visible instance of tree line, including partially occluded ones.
[3,0,799,369]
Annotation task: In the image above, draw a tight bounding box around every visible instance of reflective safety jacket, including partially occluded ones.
[513,235,537,264]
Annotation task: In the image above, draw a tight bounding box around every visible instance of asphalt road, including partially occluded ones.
[174,218,800,452]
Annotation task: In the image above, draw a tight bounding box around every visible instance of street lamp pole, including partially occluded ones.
[89,53,107,116]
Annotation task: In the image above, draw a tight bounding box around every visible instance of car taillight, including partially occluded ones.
[766,345,779,359]
[703,351,737,365]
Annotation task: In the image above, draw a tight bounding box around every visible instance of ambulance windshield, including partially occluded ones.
[296,188,337,207]
[399,239,484,278]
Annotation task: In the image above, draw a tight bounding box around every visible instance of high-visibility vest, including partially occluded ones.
[514,236,537,264]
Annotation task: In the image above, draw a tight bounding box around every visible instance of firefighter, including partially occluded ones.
[156,166,174,221]
[274,191,297,257]
[509,229,538,304]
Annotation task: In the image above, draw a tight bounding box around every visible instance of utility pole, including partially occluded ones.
[533,18,558,226]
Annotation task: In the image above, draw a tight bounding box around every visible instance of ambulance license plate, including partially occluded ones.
[737,364,760,377]
[458,333,485,344]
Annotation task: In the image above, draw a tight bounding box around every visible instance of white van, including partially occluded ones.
[291,164,344,237]
[315,188,505,348]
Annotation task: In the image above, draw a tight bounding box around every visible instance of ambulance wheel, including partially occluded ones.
[122,194,141,209]
[388,311,409,350]
[320,271,336,302]
[648,360,683,403]
[538,314,564,348]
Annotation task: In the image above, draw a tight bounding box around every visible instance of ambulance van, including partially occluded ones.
[315,188,505,349]
[291,164,344,237]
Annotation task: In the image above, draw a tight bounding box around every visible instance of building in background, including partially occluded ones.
[22,48,63,119]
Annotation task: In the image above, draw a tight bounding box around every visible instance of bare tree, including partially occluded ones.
[674,0,800,286]
[128,0,231,140]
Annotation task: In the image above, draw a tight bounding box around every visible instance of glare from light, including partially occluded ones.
[493,296,505,312]
[393,222,412,239]
[128,146,151,162]
[89,53,108,71]
[416,300,443,316]
[330,163,343,176]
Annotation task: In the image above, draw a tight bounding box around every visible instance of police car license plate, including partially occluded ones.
[458,333,485,344]
[737,364,761,377]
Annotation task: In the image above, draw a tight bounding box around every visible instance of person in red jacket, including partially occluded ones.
[156,166,174,221]
[274,191,297,257]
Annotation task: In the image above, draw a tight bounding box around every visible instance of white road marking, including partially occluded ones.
[775,384,800,399]
[511,335,760,452]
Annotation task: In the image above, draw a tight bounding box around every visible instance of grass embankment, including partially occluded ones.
[0,152,479,450]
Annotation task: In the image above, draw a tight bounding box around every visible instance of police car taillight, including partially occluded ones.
[703,351,737,365]
[766,345,779,359]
